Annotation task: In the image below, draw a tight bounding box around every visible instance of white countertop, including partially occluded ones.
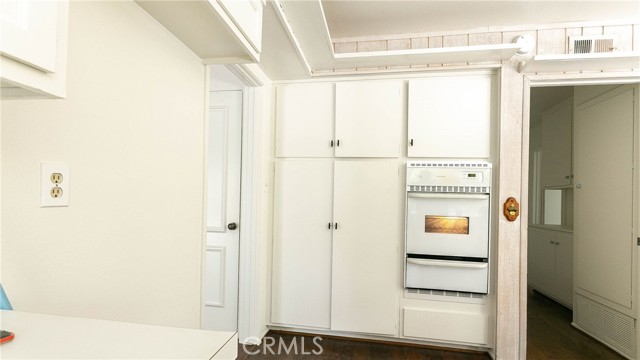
[0,310,237,359]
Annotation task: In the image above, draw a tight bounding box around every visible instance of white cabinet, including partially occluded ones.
[407,74,494,158]
[541,99,573,187]
[218,0,263,53]
[275,83,334,158]
[335,80,404,157]
[136,0,263,63]
[276,80,404,158]
[0,0,69,98]
[528,227,573,307]
[271,160,333,328]
[331,160,400,336]
[271,159,401,335]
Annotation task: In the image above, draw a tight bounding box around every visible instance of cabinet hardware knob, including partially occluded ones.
[576,184,582,189]
[330,140,334,147]
[410,139,414,146]
[328,223,332,229]
[227,222,238,231]
[565,175,570,179]
[550,240,555,244]
[336,140,340,147]
[334,223,338,229]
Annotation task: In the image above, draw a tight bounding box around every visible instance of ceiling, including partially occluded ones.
[321,1,640,40]
[260,0,640,80]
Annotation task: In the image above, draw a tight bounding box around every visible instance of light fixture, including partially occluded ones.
[514,34,535,55]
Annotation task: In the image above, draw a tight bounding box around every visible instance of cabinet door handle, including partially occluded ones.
[336,140,340,147]
[334,223,338,229]
[330,140,334,147]
[328,222,332,229]
[550,241,555,244]
[410,139,414,146]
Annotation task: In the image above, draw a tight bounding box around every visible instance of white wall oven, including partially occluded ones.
[405,162,492,294]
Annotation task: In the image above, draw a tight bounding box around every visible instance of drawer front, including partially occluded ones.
[403,307,490,345]
[405,258,488,294]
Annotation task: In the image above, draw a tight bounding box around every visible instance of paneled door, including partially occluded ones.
[203,90,242,331]
[574,86,635,311]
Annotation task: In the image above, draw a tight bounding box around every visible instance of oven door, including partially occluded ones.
[405,258,488,293]
[406,193,489,258]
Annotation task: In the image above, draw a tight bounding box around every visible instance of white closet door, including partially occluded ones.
[574,86,635,310]
[331,160,400,336]
[335,80,403,157]
[271,159,333,328]
[275,83,335,157]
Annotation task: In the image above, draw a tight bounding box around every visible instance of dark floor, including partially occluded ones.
[237,332,490,359]
[527,289,623,360]
[238,291,625,359]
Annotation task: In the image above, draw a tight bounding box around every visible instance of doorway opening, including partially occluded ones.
[526,83,638,359]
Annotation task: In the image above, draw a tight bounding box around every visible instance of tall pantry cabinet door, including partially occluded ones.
[275,83,335,157]
[335,80,404,157]
[331,160,400,336]
[271,160,334,328]
[408,74,494,158]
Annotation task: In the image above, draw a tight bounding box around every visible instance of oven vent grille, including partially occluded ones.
[409,185,489,193]
[408,162,491,168]
[407,288,485,299]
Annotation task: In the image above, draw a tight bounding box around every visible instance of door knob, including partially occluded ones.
[227,222,238,231]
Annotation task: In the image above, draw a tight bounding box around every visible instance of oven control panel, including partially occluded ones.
[407,162,492,188]
[462,171,483,182]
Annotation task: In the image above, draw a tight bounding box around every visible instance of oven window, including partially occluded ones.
[424,216,470,235]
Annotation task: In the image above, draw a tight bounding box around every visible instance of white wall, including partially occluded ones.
[1,1,206,328]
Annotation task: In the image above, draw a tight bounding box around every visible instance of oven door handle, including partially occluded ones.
[407,193,488,200]
[407,258,488,269]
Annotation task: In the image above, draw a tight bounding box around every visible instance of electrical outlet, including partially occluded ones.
[41,163,69,207]
[51,173,63,184]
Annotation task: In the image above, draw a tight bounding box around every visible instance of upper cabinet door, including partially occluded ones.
[335,80,404,158]
[408,74,494,158]
[541,99,572,187]
[0,0,59,72]
[217,0,263,53]
[275,83,335,158]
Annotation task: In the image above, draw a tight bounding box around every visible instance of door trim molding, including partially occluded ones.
[514,72,640,359]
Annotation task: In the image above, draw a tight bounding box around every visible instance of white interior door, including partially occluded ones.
[574,86,635,310]
[204,90,242,332]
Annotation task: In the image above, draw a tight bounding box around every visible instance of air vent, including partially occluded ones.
[408,185,490,193]
[574,294,635,358]
[569,35,616,54]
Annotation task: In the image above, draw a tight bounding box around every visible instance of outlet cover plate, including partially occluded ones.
[41,163,69,207]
